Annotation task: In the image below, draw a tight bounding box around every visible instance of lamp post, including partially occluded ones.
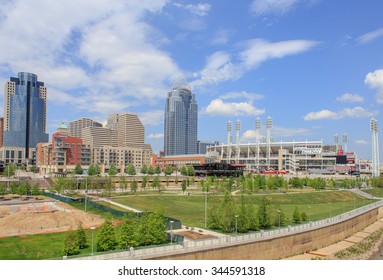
[328,203,332,218]
[90,227,95,255]
[235,215,238,236]
[308,206,311,223]
[204,189,207,228]
[170,220,174,244]
[85,175,88,212]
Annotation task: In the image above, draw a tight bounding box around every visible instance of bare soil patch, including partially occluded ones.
[0,200,104,237]
[176,230,216,240]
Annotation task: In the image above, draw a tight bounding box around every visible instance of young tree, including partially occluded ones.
[74,163,83,175]
[103,177,115,197]
[257,196,273,229]
[164,165,173,176]
[75,222,87,249]
[0,183,7,195]
[119,217,138,249]
[155,165,161,175]
[140,164,148,175]
[63,231,80,256]
[108,163,118,176]
[220,191,236,233]
[181,179,187,193]
[4,164,16,177]
[180,166,187,176]
[293,206,301,224]
[138,210,167,246]
[31,183,41,195]
[301,211,308,222]
[237,195,250,233]
[96,214,117,252]
[17,181,31,197]
[187,165,195,176]
[130,179,138,193]
[119,175,128,192]
[126,164,136,176]
[147,165,154,175]
[141,176,147,191]
[274,205,286,227]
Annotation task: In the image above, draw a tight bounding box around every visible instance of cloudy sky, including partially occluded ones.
[0,0,382,159]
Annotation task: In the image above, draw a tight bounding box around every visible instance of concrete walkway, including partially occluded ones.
[284,217,383,259]
[347,188,382,200]
[97,197,142,213]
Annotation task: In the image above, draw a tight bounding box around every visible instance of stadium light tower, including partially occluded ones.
[255,118,261,169]
[370,118,380,177]
[266,116,272,168]
[236,119,241,162]
[342,133,348,153]
[227,120,233,162]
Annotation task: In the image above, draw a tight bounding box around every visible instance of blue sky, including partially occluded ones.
[0,0,382,160]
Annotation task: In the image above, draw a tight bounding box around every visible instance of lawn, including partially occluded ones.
[113,190,375,228]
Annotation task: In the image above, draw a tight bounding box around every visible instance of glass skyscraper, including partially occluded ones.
[164,79,198,156]
[3,72,49,159]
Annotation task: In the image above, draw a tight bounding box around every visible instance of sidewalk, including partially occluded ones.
[284,217,383,259]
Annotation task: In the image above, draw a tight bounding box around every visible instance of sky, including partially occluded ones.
[0,0,382,160]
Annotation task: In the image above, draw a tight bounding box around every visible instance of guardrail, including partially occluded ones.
[71,198,383,260]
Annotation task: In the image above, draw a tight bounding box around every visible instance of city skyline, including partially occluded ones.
[0,1,382,160]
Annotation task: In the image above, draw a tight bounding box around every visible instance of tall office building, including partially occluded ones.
[106,113,145,146]
[68,117,102,139]
[3,72,48,159]
[164,79,198,156]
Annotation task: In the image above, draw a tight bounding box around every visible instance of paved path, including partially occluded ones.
[347,188,382,200]
[97,197,142,213]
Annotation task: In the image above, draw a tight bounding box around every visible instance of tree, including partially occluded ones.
[4,164,16,177]
[140,164,148,175]
[274,206,286,227]
[126,164,136,176]
[119,217,139,248]
[141,176,148,191]
[147,165,154,175]
[31,183,41,195]
[130,179,138,193]
[181,179,187,193]
[96,214,117,252]
[138,209,167,246]
[16,181,30,197]
[237,195,250,233]
[75,222,87,249]
[108,163,118,176]
[102,177,115,197]
[293,206,301,224]
[63,231,80,256]
[257,197,273,229]
[151,176,160,191]
[180,166,187,176]
[187,165,195,176]
[0,183,7,195]
[74,163,83,175]
[155,165,161,175]
[301,211,308,222]
[119,175,128,192]
[164,165,173,176]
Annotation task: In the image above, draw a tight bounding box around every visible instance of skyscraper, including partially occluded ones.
[164,79,198,156]
[3,72,48,159]
[68,117,102,139]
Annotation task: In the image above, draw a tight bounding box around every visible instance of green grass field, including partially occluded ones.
[0,189,377,260]
[113,190,375,228]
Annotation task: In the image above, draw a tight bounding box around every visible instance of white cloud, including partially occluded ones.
[250,0,301,15]
[192,39,318,88]
[357,27,383,44]
[238,39,319,69]
[355,140,369,145]
[203,99,265,117]
[336,93,364,103]
[0,0,179,119]
[250,0,318,16]
[147,133,164,139]
[173,3,211,16]
[365,69,383,104]
[304,107,375,121]
[138,110,164,126]
[221,91,264,100]
[210,29,235,46]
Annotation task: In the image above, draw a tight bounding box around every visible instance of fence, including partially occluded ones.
[70,198,383,260]
[43,192,182,230]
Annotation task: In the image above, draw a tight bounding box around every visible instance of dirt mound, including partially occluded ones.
[0,201,104,237]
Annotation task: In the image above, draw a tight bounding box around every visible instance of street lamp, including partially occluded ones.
[204,189,207,228]
[328,203,332,218]
[84,175,88,212]
[170,220,174,244]
[90,227,95,255]
[235,215,238,236]
[308,206,311,223]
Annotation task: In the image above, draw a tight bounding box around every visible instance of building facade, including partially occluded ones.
[197,140,220,154]
[36,124,91,175]
[164,79,198,156]
[68,117,102,139]
[2,72,48,160]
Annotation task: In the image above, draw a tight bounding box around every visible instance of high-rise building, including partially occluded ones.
[0,117,3,148]
[68,117,102,139]
[164,79,198,156]
[106,113,145,146]
[3,72,48,160]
